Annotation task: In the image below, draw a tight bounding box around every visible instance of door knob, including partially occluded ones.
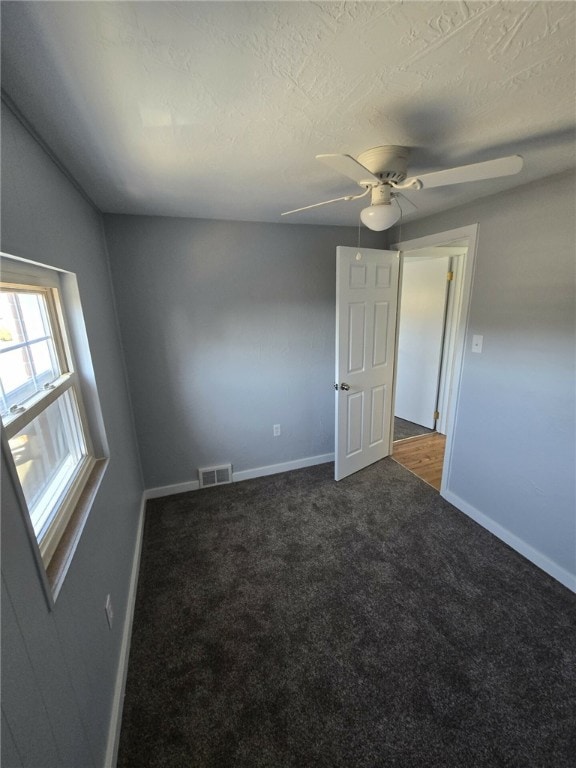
[339,383,351,391]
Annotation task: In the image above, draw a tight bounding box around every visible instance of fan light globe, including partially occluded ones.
[360,203,401,231]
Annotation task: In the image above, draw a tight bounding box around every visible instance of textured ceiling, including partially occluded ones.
[2,1,575,226]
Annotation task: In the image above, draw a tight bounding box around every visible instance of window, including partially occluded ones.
[1,255,106,597]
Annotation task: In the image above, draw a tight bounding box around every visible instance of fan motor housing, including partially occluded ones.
[357,145,410,184]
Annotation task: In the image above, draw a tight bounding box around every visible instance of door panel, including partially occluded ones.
[348,303,366,372]
[370,385,386,446]
[373,302,390,365]
[335,247,400,481]
[347,393,364,455]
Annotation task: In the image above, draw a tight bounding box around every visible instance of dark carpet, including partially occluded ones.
[118,459,576,768]
[394,416,434,441]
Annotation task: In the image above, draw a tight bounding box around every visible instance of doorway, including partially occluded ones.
[391,246,465,489]
[390,225,478,495]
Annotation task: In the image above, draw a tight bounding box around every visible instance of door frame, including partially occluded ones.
[436,250,466,435]
[390,224,478,495]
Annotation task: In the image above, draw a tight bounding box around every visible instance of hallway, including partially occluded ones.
[392,433,446,490]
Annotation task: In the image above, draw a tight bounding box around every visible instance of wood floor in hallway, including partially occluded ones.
[392,432,447,490]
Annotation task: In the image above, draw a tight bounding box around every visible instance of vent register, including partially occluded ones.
[198,464,232,488]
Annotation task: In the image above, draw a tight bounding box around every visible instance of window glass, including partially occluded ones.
[0,288,61,415]
[8,388,87,538]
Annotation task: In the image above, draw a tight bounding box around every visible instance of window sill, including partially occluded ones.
[46,457,108,601]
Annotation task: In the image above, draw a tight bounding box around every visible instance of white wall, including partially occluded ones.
[388,171,576,589]
[1,105,144,766]
[395,254,450,429]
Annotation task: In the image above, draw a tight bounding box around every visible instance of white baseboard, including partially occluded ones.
[233,452,334,482]
[104,494,146,768]
[144,452,335,501]
[442,489,576,593]
[144,479,200,500]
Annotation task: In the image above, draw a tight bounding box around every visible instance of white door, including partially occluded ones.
[394,256,450,429]
[335,246,400,481]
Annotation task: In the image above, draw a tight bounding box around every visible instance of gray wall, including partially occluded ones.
[387,171,576,584]
[1,106,143,766]
[103,215,383,488]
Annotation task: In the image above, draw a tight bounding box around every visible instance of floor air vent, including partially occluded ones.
[198,464,233,488]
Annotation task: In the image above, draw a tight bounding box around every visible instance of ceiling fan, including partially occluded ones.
[282,145,524,231]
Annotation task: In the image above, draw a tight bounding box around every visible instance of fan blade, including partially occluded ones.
[281,187,371,217]
[281,195,357,216]
[404,154,523,190]
[316,154,381,186]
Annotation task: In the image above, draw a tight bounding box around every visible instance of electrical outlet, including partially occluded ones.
[273,424,281,437]
[105,594,114,630]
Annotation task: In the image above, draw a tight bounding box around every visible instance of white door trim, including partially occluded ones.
[392,224,478,495]
[436,251,467,436]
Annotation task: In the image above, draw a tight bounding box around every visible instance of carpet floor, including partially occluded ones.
[118,459,575,768]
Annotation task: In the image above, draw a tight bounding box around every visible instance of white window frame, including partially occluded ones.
[1,253,107,602]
